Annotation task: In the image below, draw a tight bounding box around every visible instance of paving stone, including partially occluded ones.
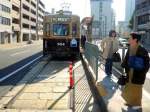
[53,87,68,93]
[0,97,13,105]
[52,93,69,100]
[23,84,52,93]
[56,82,69,86]
[39,93,53,100]
[18,93,39,100]
[55,79,69,83]
[0,109,20,112]
[11,100,47,109]
[46,100,68,109]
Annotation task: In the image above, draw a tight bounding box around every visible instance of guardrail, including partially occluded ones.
[84,42,127,80]
[84,42,100,81]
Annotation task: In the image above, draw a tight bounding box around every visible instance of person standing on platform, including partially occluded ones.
[100,30,119,77]
[121,32,150,111]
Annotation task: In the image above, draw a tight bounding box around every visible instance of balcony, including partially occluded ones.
[12,10,20,19]
[22,8,30,15]
[38,10,44,16]
[30,21,36,26]
[12,0,20,6]
[39,3,45,10]
[31,0,36,4]
[38,31,43,35]
[30,29,36,34]
[12,23,20,31]
[38,17,43,22]
[23,0,30,7]
[22,18,30,24]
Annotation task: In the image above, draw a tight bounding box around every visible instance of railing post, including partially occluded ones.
[95,57,98,81]
[122,44,126,60]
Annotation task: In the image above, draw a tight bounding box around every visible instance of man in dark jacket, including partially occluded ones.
[121,32,150,111]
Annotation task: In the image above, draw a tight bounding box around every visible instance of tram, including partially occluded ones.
[43,10,80,57]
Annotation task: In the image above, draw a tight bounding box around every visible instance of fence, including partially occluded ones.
[84,42,127,81]
[84,42,100,81]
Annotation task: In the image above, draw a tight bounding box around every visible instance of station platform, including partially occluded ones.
[0,54,149,112]
[0,57,101,112]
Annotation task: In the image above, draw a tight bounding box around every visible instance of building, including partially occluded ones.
[0,0,12,44]
[117,21,130,37]
[0,0,45,44]
[12,0,20,43]
[125,0,135,22]
[90,0,114,39]
[20,0,45,42]
[134,0,150,50]
[37,0,45,40]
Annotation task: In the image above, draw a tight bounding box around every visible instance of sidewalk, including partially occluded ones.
[97,65,150,112]
[0,40,42,50]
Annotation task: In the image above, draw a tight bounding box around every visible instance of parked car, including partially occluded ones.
[118,38,129,47]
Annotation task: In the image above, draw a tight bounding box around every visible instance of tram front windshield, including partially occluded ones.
[53,24,69,36]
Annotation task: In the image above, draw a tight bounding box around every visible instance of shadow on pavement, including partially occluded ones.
[101,76,119,105]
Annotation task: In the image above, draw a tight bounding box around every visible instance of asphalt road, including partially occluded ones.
[0,43,42,70]
[0,43,43,97]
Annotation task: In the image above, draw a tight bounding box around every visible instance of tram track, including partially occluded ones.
[2,56,52,109]
[0,56,73,111]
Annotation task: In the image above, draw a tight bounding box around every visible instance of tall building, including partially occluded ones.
[125,0,135,22]
[0,0,12,44]
[90,0,114,39]
[134,0,150,51]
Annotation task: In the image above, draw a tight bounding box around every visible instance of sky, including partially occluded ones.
[42,0,125,23]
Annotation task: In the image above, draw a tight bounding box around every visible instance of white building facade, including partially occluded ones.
[0,0,12,44]
[0,0,45,44]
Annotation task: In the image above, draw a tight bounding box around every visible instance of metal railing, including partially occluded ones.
[84,42,127,81]
[84,42,100,81]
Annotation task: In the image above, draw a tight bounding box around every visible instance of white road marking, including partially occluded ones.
[10,50,30,56]
[0,55,43,82]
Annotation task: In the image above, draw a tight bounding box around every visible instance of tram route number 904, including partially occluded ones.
[57,42,65,46]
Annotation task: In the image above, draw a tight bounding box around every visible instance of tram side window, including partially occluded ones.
[72,23,77,36]
[53,24,69,36]
[45,23,50,36]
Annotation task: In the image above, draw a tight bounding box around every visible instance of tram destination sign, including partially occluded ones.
[50,17,71,22]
